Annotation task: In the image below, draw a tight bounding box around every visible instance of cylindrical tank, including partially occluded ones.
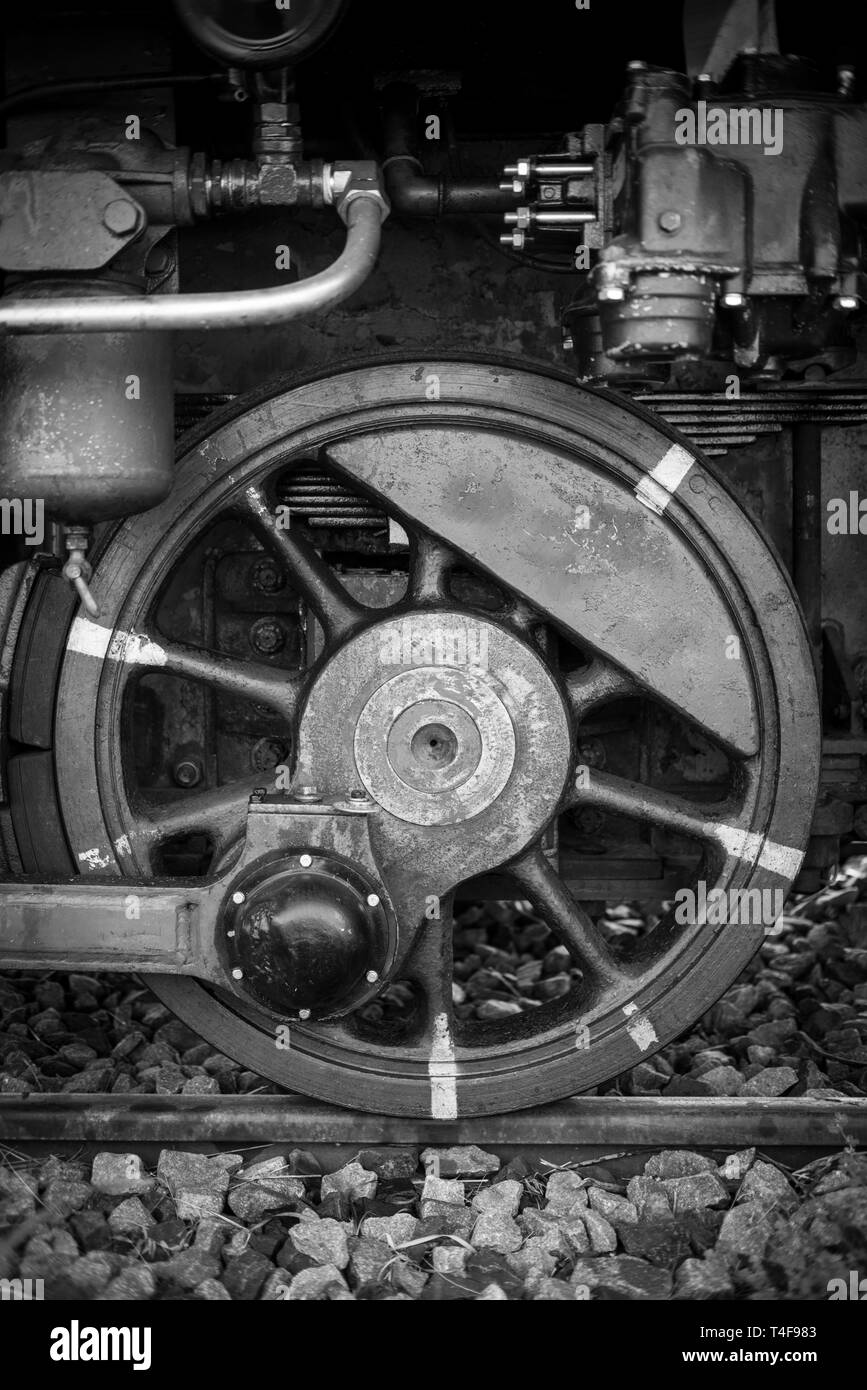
[0,280,174,522]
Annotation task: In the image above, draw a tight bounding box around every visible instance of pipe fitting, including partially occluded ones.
[381,86,517,218]
[324,161,390,224]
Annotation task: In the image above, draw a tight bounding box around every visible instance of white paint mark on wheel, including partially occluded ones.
[68,617,167,667]
[108,631,168,666]
[114,834,132,856]
[429,1011,458,1119]
[78,847,111,871]
[712,823,804,879]
[622,1000,659,1050]
[68,617,111,659]
[635,444,694,515]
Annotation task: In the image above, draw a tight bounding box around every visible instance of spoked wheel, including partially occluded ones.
[7,359,820,1116]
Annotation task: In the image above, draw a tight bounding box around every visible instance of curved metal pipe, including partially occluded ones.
[382,87,517,218]
[0,198,384,334]
[385,154,515,217]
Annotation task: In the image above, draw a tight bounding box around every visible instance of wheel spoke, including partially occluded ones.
[566,660,637,721]
[507,846,620,988]
[570,768,738,851]
[407,533,454,604]
[130,633,302,723]
[131,778,257,860]
[405,893,457,1030]
[238,483,365,642]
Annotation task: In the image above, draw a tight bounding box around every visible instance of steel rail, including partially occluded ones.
[1,1096,864,1164]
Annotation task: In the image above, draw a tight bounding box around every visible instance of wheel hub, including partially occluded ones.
[297,609,570,864]
[355,663,517,825]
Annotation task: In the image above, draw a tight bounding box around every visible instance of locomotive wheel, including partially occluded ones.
[6,358,820,1116]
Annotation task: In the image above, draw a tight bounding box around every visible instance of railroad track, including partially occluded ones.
[2,1096,865,1170]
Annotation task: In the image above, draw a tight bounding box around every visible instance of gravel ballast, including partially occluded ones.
[1,856,865,1300]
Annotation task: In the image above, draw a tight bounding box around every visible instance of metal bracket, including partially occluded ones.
[0,171,145,271]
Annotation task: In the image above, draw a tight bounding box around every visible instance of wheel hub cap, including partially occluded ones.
[355,664,517,824]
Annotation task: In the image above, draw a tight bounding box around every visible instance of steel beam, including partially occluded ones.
[0,880,213,976]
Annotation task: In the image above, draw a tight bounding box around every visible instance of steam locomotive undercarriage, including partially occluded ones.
[0,0,864,1117]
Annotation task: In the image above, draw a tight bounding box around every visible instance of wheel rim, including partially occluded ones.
[34,358,819,1115]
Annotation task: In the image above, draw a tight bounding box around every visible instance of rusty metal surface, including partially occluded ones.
[0,291,175,521]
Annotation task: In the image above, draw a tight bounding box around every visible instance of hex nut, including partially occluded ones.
[102,199,140,235]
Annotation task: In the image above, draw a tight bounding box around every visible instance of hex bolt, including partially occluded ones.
[294,785,321,803]
[366,970,379,983]
[348,788,374,808]
[299,1008,311,1020]
[145,243,174,276]
[598,286,626,302]
[173,759,202,788]
[300,853,313,868]
[232,890,246,905]
[227,929,236,938]
[102,199,140,235]
[367,893,380,907]
[252,559,285,593]
[722,292,746,308]
[658,210,682,233]
[250,618,286,655]
[834,295,859,311]
[541,185,558,201]
[232,968,244,980]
